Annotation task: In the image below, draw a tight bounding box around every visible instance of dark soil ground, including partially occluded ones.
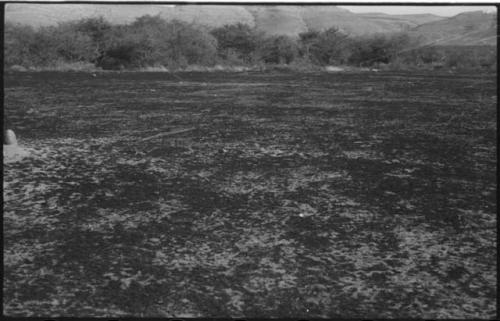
[3,70,497,318]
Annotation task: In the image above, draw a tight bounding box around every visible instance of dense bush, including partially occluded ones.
[394,45,497,71]
[4,16,496,71]
[348,33,415,67]
[5,21,101,68]
[300,27,351,65]
[211,23,260,64]
[5,23,37,67]
[99,16,217,69]
[51,23,100,63]
[257,35,299,64]
[71,17,112,63]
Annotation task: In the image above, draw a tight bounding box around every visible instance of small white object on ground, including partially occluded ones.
[4,129,18,145]
[3,130,29,163]
[325,66,344,72]
[298,203,317,218]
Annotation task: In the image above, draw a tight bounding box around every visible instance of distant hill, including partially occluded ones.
[245,6,307,37]
[157,5,256,28]
[359,12,444,27]
[5,4,496,46]
[4,4,256,27]
[300,6,392,35]
[412,11,497,46]
[5,4,443,36]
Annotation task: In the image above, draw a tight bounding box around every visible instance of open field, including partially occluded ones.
[3,70,497,317]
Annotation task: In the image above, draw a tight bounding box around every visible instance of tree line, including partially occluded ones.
[4,15,496,71]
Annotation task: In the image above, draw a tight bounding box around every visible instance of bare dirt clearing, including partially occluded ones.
[3,71,497,317]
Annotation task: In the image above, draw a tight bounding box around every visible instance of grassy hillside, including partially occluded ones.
[359,13,444,27]
[413,11,497,46]
[6,3,446,37]
[300,6,384,35]
[246,6,307,37]
[162,5,255,28]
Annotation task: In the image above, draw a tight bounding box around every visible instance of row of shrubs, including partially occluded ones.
[4,15,497,71]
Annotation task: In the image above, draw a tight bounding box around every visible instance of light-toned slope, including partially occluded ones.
[5,4,255,28]
[299,6,441,35]
[359,13,444,26]
[5,4,100,26]
[246,6,308,37]
[159,5,255,28]
[300,6,374,35]
[413,11,497,45]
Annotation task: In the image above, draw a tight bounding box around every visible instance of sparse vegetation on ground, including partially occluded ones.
[3,70,497,317]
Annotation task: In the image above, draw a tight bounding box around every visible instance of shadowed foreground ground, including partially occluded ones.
[3,71,497,317]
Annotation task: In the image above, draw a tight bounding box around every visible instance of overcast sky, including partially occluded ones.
[338,5,496,17]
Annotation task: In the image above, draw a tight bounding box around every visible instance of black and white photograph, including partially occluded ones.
[3,0,497,318]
